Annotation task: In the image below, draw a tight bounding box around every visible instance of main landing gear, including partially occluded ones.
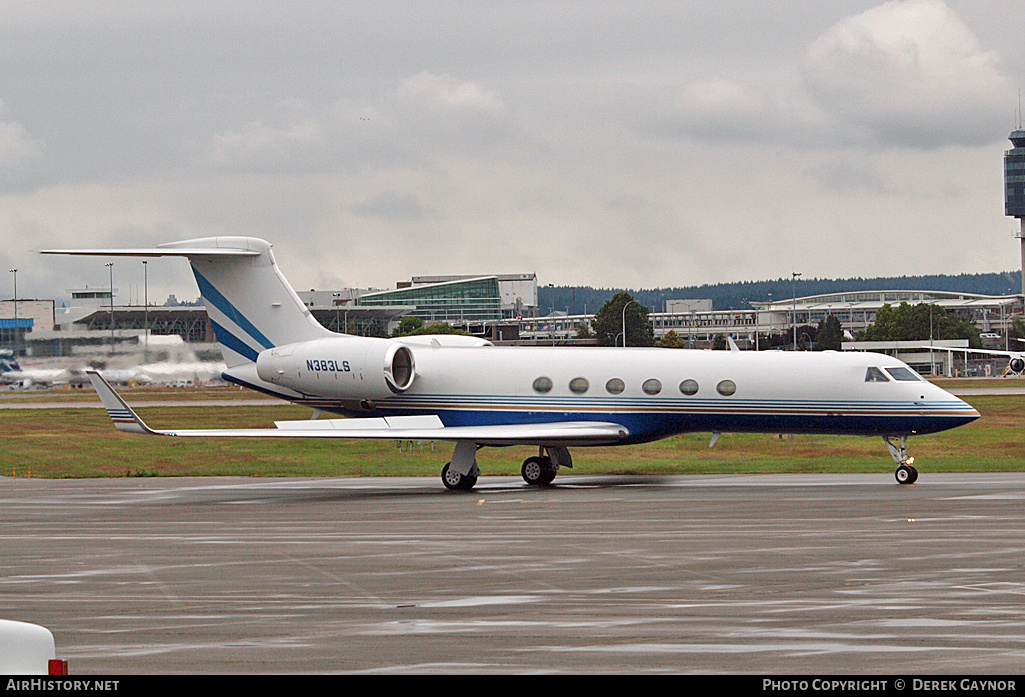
[884,435,918,485]
[440,441,481,491]
[438,443,574,490]
[521,456,557,486]
[441,461,479,491]
[521,446,572,487]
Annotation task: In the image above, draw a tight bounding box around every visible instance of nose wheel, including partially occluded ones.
[894,463,917,484]
[884,435,918,485]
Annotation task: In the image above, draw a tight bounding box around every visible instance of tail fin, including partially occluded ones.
[42,237,332,368]
[167,238,331,366]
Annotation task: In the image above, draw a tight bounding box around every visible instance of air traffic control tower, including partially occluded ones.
[1006,127,1025,296]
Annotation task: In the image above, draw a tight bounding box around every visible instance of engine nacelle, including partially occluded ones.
[1010,356,1025,374]
[256,337,415,400]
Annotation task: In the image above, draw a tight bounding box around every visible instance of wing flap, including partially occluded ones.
[274,415,446,431]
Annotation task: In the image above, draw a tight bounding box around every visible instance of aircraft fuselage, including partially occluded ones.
[233,343,978,445]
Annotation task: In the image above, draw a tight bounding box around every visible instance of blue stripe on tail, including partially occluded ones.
[191,267,274,350]
[208,319,261,362]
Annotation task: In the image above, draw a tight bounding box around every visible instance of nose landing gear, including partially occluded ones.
[884,435,918,484]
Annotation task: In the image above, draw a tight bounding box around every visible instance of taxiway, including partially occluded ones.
[1,473,1023,674]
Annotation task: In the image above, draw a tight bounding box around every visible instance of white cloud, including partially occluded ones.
[197,73,516,175]
[393,72,508,116]
[657,76,829,146]
[802,0,1011,148]
[0,100,43,179]
[199,118,322,172]
[651,1,1012,151]
[350,191,438,221]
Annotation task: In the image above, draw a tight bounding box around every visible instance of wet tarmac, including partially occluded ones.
[1,473,1023,674]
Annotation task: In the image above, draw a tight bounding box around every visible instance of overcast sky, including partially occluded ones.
[3,0,1024,305]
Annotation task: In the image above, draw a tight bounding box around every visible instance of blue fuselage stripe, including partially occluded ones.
[286,397,976,442]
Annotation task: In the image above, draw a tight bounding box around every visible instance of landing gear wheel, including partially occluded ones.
[540,461,557,485]
[895,463,918,485]
[442,462,478,491]
[884,435,919,485]
[521,456,557,486]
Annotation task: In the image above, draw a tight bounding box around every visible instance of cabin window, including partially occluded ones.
[642,378,662,395]
[865,367,889,382]
[885,367,922,382]
[716,379,737,396]
[679,379,699,396]
[569,377,589,394]
[532,377,553,393]
[605,378,625,395]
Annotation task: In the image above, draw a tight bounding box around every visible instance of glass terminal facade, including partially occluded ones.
[357,276,503,323]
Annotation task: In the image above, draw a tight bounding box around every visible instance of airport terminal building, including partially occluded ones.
[520,289,1022,345]
[357,273,539,323]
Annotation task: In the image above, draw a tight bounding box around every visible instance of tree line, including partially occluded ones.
[541,271,1023,315]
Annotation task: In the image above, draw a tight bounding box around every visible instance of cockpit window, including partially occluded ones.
[865,367,889,382]
[884,366,922,382]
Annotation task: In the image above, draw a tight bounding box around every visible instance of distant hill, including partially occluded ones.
[539,271,1024,315]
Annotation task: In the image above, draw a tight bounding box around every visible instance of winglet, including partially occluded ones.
[86,370,160,435]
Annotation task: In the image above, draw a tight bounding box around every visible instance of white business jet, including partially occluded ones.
[42,237,979,488]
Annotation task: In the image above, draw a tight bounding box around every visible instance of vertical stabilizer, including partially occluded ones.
[41,237,333,368]
[159,237,331,366]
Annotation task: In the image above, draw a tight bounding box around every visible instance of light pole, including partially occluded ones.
[106,262,115,351]
[929,303,935,376]
[8,268,17,355]
[744,298,759,351]
[622,299,636,347]
[142,260,149,360]
[791,272,801,350]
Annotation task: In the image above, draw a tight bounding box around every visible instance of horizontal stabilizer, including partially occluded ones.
[38,247,260,257]
[39,237,263,258]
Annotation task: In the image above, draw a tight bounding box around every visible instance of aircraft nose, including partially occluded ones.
[926,384,979,427]
[945,394,980,426]
[961,399,981,421]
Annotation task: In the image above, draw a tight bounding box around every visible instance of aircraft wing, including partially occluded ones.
[912,345,1025,374]
[87,371,630,446]
[918,344,1020,356]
